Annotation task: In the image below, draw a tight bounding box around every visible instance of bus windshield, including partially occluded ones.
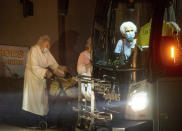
[92,0,154,70]
[92,0,182,75]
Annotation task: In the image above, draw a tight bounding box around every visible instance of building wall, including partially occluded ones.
[63,0,96,74]
[0,0,60,60]
[0,0,96,74]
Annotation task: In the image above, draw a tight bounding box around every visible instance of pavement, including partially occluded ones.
[0,124,69,131]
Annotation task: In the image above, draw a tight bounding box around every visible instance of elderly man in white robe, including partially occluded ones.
[22,35,66,128]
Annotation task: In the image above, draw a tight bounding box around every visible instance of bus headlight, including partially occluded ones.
[128,91,148,111]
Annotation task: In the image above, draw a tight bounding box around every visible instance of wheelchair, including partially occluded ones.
[75,75,121,131]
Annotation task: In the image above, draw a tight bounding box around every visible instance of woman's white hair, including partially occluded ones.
[120,21,137,35]
[37,35,50,45]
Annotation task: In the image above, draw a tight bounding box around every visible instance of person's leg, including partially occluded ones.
[22,110,43,127]
[57,100,77,130]
[47,94,71,128]
[47,106,59,127]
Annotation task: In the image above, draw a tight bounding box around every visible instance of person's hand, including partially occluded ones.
[54,67,65,77]
[58,65,68,72]
[64,71,72,78]
[46,70,53,79]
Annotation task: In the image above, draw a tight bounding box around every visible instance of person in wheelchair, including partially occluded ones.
[77,37,92,77]
[77,37,92,100]
[113,21,138,69]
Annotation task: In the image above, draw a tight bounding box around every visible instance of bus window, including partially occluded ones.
[109,1,153,69]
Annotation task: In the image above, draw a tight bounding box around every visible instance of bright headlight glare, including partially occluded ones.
[128,91,148,111]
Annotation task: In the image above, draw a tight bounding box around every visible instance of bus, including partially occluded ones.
[85,0,182,130]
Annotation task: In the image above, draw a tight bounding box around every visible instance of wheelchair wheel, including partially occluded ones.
[39,120,47,130]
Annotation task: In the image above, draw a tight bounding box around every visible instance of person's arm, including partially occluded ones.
[132,46,137,82]
[53,65,67,78]
[114,40,123,60]
[46,50,67,77]
[77,53,87,75]
[114,40,122,54]
[46,51,59,71]
[132,46,137,67]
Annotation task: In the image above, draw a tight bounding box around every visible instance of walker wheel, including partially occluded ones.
[39,120,47,130]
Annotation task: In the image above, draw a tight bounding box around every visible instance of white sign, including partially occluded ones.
[0,45,29,78]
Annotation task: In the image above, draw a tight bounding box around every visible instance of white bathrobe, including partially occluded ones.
[22,45,58,116]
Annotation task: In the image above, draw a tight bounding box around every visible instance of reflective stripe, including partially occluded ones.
[141,46,149,48]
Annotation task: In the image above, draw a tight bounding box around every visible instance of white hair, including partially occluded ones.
[120,21,137,35]
[37,35,50,45]
[85,37,91,49]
